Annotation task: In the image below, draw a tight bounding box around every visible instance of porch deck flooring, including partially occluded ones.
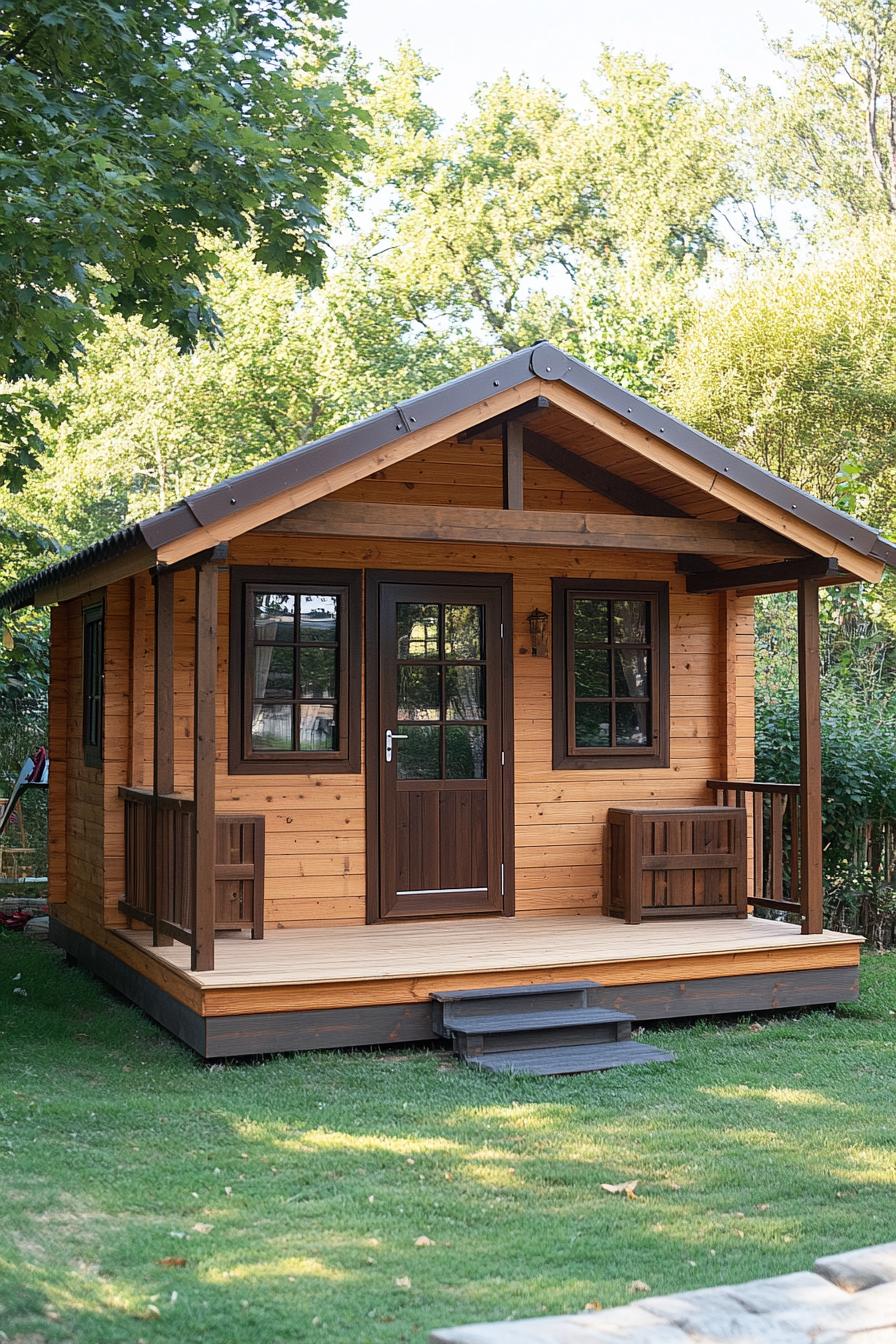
[115,915,862,991]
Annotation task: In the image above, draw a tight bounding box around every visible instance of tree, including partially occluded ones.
[662,222,896,532]
[747,0,896,221]
[355,48,750,394]
[0,0,362,483]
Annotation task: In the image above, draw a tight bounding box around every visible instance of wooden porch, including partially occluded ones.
[115,913,861,999]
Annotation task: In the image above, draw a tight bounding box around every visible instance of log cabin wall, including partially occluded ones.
[84,431,755,933]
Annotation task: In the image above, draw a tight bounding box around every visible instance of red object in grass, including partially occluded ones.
[0,907,46,931]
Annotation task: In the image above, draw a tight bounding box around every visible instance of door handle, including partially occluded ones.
[385,729,409,763]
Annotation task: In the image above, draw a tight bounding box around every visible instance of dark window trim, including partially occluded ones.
[228,566,361,775]
[551,578,670,771]
[82,599,104,768]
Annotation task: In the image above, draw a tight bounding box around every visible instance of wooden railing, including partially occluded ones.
[707,780,803,923]
[119,787,266,960]
[120,785,196,948]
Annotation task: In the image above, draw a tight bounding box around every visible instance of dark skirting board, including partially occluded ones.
[49,918,859,1060]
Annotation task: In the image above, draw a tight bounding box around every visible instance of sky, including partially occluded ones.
[343,0,821,123]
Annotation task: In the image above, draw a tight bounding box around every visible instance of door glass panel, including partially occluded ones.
[397,603,440,659]
[613,600,649,644]
[396,724,441,779]
[398,665,441,721]
[254,645,294,699]
[299,702,337,751]
[300,647,336,699]
[446,725,486,778]
[446,665,484,721]
[575,702,610,748]
[614,649,649,698]
[300,594,338,643]
[616,702,650,746]
[253,592,295,642]
[574,598,609,643]
[575,646,609,697]
[251,702,294,751]
[444,605,482,660]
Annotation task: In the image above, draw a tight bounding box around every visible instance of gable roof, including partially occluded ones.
[3,341,895,610]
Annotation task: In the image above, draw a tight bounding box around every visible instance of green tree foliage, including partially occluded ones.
[662,223,896,531]
[747,0,896,221]
[358,48,747,393]
[0,0,362,482]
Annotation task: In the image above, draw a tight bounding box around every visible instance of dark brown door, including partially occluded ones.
[371,575,512,920]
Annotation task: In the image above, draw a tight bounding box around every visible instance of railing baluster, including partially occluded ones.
[706,778,804,924]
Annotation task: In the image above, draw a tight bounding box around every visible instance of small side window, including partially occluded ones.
[229,568,361,774]
[551,579,669,770]
[82,602,104,767]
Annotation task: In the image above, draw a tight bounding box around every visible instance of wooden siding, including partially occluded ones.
[78,430,755,933]
[51,593,106,924]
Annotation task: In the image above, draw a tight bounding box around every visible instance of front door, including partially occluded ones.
[369,573,512,920]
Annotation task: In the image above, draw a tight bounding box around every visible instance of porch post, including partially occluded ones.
[797,576,823,934]
[191,556,218,972]
[152,567,175,946]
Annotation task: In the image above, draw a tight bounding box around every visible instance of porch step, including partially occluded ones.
[468,1041,675,1076]
[431,981,674,1076]
[447,1006,634,1055]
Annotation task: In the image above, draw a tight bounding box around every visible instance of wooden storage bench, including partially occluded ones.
[606,806,747,923]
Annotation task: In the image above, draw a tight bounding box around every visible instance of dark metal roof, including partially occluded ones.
[2,341,894,610]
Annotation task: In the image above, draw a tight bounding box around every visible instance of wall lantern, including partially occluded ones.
[527,608,549,658]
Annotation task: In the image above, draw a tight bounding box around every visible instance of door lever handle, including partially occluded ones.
[385,728,409,763]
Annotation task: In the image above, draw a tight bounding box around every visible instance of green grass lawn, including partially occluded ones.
[1,938,894,1344]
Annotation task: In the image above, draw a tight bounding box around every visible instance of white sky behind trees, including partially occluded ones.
[344,0,819,121]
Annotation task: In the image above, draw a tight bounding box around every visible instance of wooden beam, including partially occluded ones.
[192,560,218,973]
[262,500,804,558]
[151,568,175,947]
[503,420,524,510]
[457,395,550,442]
[522,428,688,518]
[684,557,840,594]
[798,577,824,936]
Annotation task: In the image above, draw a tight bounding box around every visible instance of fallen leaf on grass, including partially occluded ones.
[583,1300,602,1312]
[414,1236,434,1247]
[158,1257,187,1268]
[601,1180,639,1199]
[629,1281,651,1294]
[395,1276,411,1289]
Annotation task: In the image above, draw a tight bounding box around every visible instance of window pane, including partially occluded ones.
[613,600,649,644]
[444,605,482,660]
[616,702,650,746]
[574,599,609,643]
[396,724,440,779]
[446,725,486,778]
[254,592,295,643]
[299,703,337,751]
[397,603,440,659]
[300,647,337,700]
[251,702,294,751]
[446,665,484,721]
[300,594,338,643]
[254,645,294,699]
[614,649,650,698]
[574,646,610,697]
[398,665,441,721]
[575,702,611,748]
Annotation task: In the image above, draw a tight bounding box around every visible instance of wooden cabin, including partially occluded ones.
[4,343,893,1061]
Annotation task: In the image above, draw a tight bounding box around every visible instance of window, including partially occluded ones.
[229,568,361,773]
[551,579,669,770]
[82,601,104,767]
